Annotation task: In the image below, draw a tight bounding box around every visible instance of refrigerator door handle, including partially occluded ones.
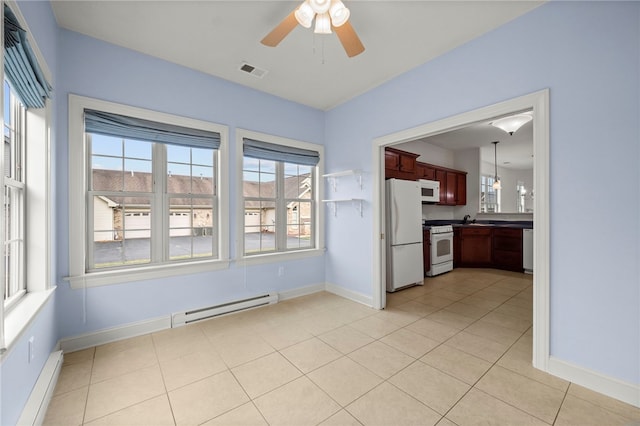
[393,196,399,237]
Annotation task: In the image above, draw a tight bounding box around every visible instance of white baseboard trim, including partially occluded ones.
[17,350,63,426]
[325,282,373,307]
[278,283,325,301]
[58,316,171,353]
[56,282,373,355]
[548,356,640,408]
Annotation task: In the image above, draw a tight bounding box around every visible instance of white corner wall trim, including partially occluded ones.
[547,356,640,408]
[325,282,373,307]
[58,316,171,353]
[278,283,325,301]
[17,350,63,426]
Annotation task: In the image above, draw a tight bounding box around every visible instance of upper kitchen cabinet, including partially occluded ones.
[416,162,436,180]
[385,147,419,180]
[435,167,467,206]
[386,148,467,206]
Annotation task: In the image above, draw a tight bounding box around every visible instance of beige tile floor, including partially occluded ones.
[44,269,640,426]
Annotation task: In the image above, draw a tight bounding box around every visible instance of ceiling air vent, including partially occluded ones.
[239,62,268,79]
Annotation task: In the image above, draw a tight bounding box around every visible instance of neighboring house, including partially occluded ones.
[91,169,312,241]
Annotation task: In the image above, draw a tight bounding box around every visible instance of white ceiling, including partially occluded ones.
[405,113,534,169]
[50,1,544,111]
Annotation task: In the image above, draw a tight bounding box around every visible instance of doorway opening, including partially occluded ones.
[371,89,549,371]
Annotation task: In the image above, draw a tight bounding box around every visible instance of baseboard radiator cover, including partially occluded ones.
[171,293,278,327]
[17,350,63,426]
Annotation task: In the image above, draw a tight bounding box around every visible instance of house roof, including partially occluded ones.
[92,169,311,208]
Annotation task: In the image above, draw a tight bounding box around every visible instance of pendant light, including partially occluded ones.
[492,141,501,190]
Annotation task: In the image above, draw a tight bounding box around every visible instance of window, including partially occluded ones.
[87,134,217,269]
[480,174,501,213]
[1,3,53,351]
[68,96,229,287]
[238,130,323,260]
[3,80,26,309]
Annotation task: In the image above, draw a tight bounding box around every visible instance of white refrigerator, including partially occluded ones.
[385,179,424,292]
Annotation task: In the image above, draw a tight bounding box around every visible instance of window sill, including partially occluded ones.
[2,288,56,359]
[66,258,231,289]
[238,248,325,266]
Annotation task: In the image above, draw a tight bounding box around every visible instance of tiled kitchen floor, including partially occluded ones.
[44,269,640,426]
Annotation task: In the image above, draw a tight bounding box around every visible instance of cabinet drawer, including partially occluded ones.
[461,227,491,236]
[493,236,521,252]
[493,228,522,238]
[493,249,522,270]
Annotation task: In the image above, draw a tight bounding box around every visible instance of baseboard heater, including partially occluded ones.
[171,293,278,327]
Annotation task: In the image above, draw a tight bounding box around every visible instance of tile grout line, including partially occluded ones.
[384,274,539,423]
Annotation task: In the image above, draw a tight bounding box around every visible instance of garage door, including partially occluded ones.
[123,212,151,239]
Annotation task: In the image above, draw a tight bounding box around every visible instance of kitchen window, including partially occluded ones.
[480,174,501,213]
[237,130,324,261]
[68,96,229,288]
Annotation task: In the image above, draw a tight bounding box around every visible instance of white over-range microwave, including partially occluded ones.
[419,179,440,203]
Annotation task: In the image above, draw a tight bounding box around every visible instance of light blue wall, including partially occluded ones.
[55,30,327,338]
[3,1,639,423]
[325,1,640,385]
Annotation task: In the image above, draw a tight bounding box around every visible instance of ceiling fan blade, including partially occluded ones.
[261,10,298,47]
[334,21,365,57]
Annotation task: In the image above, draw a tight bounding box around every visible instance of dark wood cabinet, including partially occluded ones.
[423,229,431,276]
[434,169,466,206]
[385,149,467,206]
[453,228,461,268]
[459,227,492,266]
[435,169,447,204]
[456,173,466,205]
[492,228,523,272]
[453,226,524,272]
[416,162,436,180]
[445,171,457,205]
[385,147,419,180]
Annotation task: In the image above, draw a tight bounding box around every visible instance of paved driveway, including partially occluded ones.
[93,233,310,265]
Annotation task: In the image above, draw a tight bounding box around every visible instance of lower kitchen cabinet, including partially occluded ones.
[423,229,431,276]
[492,228,523,271]
[459,227,492,266]
[453,228,461,268]
[452,226,525,272]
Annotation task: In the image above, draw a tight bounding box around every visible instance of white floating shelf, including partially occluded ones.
[322,169,362,191]
[322,198,364,217]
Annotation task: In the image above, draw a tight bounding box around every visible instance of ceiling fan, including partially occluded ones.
[261,0,365,58]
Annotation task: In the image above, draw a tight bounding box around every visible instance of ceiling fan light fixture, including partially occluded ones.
[329,0,350,27]
[295,1,314,28]
[491,113,533,135]
[309,0,331,14]
[314,13,332,34]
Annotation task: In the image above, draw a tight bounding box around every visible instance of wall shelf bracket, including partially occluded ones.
[322,198,364,217]
[322,169,362,192]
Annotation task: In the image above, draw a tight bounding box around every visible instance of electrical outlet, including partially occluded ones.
[28,336,35,363]
[278,266,284,277]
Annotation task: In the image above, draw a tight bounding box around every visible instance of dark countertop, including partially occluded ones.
[423,219,533,230]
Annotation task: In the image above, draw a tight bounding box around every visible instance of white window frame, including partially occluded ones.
[235,129,324,265]
[67,95,229,289]
[480,174,501,213]
[1,0,53,355]
[3,84,27,310]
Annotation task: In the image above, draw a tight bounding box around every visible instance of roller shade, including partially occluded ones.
[4,5,52,108]
[243,138,319,166]
[84,109,221,149]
